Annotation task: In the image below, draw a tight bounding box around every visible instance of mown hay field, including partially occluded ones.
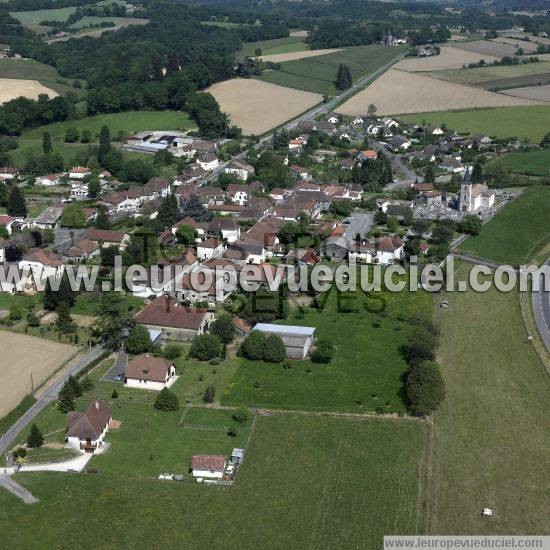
[207,79,322,135]
[0,331,77,417]
[501,83,550,102]
[429,61,550,85]
[260,48,342,63]
[336,69,541,116]
[490,36,540,52]
[452,39,521,59]
[0,77,57,104]
[395,46,499,72]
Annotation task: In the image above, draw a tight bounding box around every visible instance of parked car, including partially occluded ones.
[115,373,123,381]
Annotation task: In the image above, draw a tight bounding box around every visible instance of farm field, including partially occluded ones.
[69,16,130,29]
[458,185,550,265]
[258,44,407,96]
[207,79,322,135]
[0,77,57,104]
[222,285,432,413]
[453,39,523,59]
[399,105,550,141]
[430,62,550,85]
[430,263,549,534]
[0,413,427,549]
[0,331,77,417]
[490,36,540,52]
[469,73,550,91]
[0,58,85,96]
[239,35,308,57]
[395,46,498,72]
[336,69,541,117]
[11,7,76,32]
[486,149,550,176]
[501,83,550,101]
[260,47,341,63]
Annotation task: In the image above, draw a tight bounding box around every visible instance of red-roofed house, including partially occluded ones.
[191,454,226,478]
[357,150,378,162]
[69,166,91,179]
[0,215,15,234]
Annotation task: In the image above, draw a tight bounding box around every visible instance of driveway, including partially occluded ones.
[101,349,127,382]
[0,474,38,504]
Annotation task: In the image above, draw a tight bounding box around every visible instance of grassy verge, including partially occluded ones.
[429,264,549,534]
[0,395,36,435]
[458,185,550,265]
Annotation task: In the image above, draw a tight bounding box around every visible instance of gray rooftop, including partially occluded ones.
[253,323,315,337]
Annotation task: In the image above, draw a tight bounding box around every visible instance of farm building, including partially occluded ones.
[125,355,176,391]
[66,400,112,453]
[252,323,316,359]
[190,454,226,479]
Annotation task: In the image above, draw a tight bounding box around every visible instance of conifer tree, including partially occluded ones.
[42,132,52,154]
[26,423,44,448]
[7,186,27,217]
[154,387,180,411]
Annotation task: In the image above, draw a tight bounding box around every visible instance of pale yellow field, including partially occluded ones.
[0,78,57,104]
[0,331,77,417]
[395,46,499,72]
[207,79,323,135]
[336,69,544,116]
[260,48,342,63]
[500,84,550,102]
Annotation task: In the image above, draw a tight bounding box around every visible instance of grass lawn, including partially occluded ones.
[0,414,427,548]
[69,16,129,29]
[0,58,85,97]
[240,35,307,57]
[72,292,143,316]
[11,7,76,32]
[399,105,550,141]
[485,148,550,177]
[222,284,432,413]
[458,185,550,264]
[429,263,549,534]
[258,45,407,96]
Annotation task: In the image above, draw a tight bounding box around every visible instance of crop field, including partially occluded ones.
[11,7,76,32]
[0,331,77,417]
[430,264,549,534]
[490,36,540,53]
[429,62,550,85]
[0,59,85,97]
[239,35,308,57]
[395,46,499,72]
[207,79,322,135]
[501,83,550,101]
[223,284,432,413]
[336,69,541,116]
[470,73,550,91]
[486,149,550,177]
[0,77,58,104]
[399,105,550,141]
[260,48,342,64]
[453,39,521,59]
[458,185,550,265]
[502,31,550,46]
[0,414,427,549]
[258,44,407,96]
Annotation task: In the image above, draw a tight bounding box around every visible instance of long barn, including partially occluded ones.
[252,323,316,359]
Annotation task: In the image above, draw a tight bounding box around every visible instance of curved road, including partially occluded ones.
[532,262,550,350]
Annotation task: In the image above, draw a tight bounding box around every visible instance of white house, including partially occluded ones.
[66,400,112,453]
[432,127,444,136]
[226,184,249,206]
[224,159,254,181]
[69,166,90,179]
[19,249,64,286]
[376,235,404,264]
[38,173,64,186]
[197,154,219,171]
[0,167,18,181]
[70,183,88,200]
[191,454,226,479]
[327,115,339,124]
[460,173,495,212]
[352,116,364,125]
[197,237,224,260]
[125,355,176,391]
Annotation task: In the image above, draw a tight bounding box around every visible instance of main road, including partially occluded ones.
[532,261,550,350]
[0,345,105,457]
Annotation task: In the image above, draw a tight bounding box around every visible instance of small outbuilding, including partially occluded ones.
[231,448,244,465]
[190,454,226,479]
[252,323,316,359]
